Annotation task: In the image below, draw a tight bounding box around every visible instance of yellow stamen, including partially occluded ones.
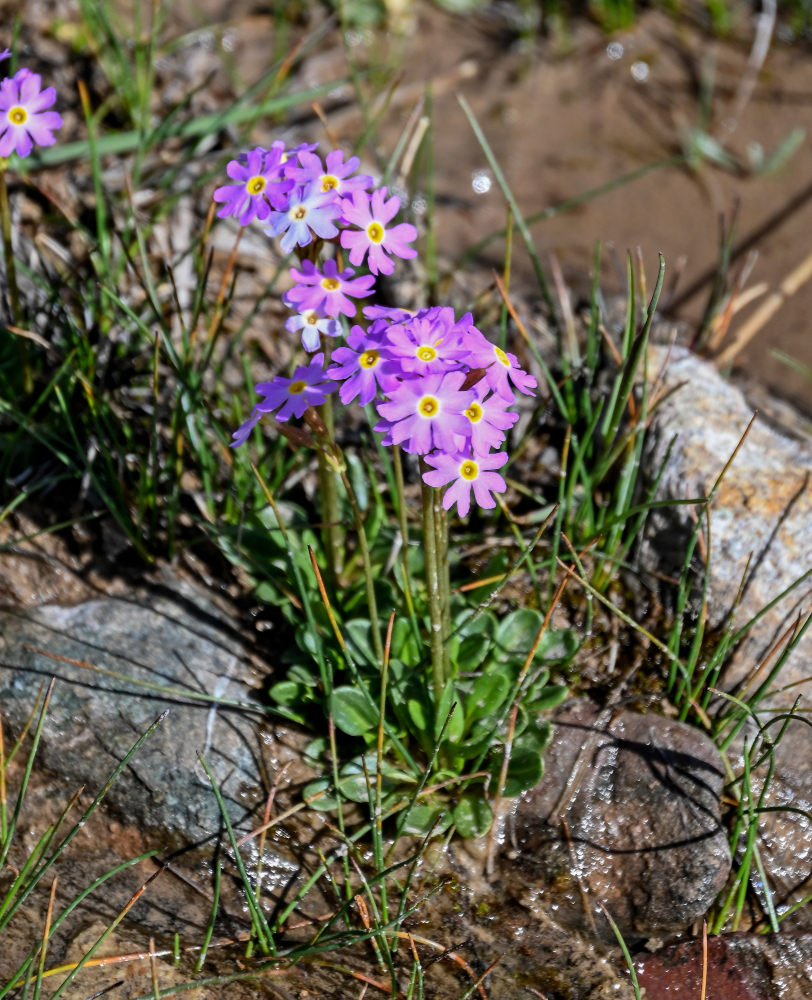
[246,175,266,195]
[494,346,510,367]
[288,380,306,394]
[460,460,478,480]
[292,205,307,220]
[360,350,379,368]
[418,396,438,418]
[305,312,319,325]
[321,278,340,291]
[321,175,338,192]
[8,106,26,126]
[465,402,483,423]
[416,345,437,362]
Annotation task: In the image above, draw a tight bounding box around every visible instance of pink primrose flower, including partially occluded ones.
[339,187,418,275]
[284,258,375,318]
[458,384,519,455]
[375,370,473,455]
[264,182,341,254]
[287,148,373,198]
[285,308,342,353]
[230,354,335,446]
[464,333,537,400]
[0,68,62,159]
[421,450,509,517]
[380,311,468,379]
[213,146,293,226]
[327,325,397,406]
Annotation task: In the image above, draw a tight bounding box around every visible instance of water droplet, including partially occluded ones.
[631,61,649,83]
[472,170,492,195]
[606,41,623,61]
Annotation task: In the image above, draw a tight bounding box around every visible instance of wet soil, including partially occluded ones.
[138,0,812,413]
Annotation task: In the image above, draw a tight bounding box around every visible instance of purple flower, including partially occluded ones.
[285,308,342,353]
[284,258,375,318]
[422,450,509,517]
[460,386,519,455]
[287,148,373,198]
[230,355,336,446]
[264,182,341,254]
[0,68,62,159]
[340,187,418,275]
[465,333,537,400]
[213,146,292,226]
[327,325,396,406]
[381,309,468,378]
[375,371,473,455]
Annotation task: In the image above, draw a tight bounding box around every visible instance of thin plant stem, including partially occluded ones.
[0,163,30,393]
[392,445,417,625]
[432,481,451,681]
[420,462,446,706]
[316,392,344,586]
[339,466,383,665]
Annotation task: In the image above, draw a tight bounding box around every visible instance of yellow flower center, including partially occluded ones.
[246,175,266,195]
[321,277,340,291]
[8,106,27,126]
[360,350,379,368]
[460,460,479,481]
[494,346,510,367]
[292,205,307,220]
[465,401,483,423]
[288,380,307,395]
[418,396,439,418]
[366,222,385,244]
[321,175,339,192]
[416,345,437,362]
[305,311,319,325]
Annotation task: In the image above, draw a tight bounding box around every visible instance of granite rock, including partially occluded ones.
[642,345,812,925]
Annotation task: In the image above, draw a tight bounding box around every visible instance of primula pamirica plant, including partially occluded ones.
[0,49,62,393]
[218,141,570,837]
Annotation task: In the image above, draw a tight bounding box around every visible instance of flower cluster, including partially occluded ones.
[219,140,536,517]
[0,53,62,159]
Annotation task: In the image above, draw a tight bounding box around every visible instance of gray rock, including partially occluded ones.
[502,699,731,938]
[0,574,302,845]
[642,345,812,924]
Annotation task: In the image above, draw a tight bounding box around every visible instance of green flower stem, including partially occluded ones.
[392,445,417,622]
[0,163,31,394]
[420,461,448,706]
[433,480,451,679]
[339,466,384,666]
[316,392,344,586]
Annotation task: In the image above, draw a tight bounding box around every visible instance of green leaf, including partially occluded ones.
[466,670,512,723]
[400,802,451,837]
[493,608,545,667]
[345,619,379,668]
[452,792,492,838]
[329,686,380,738]
[269,680,305,706]
[450,611,496,673]
[301,778,339,811]
[436,682,465,744]
[390,617,422,667]
[527,683,569,713]
[491,747,544,797]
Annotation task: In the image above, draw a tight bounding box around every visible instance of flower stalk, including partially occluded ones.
[421,462,450,707]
